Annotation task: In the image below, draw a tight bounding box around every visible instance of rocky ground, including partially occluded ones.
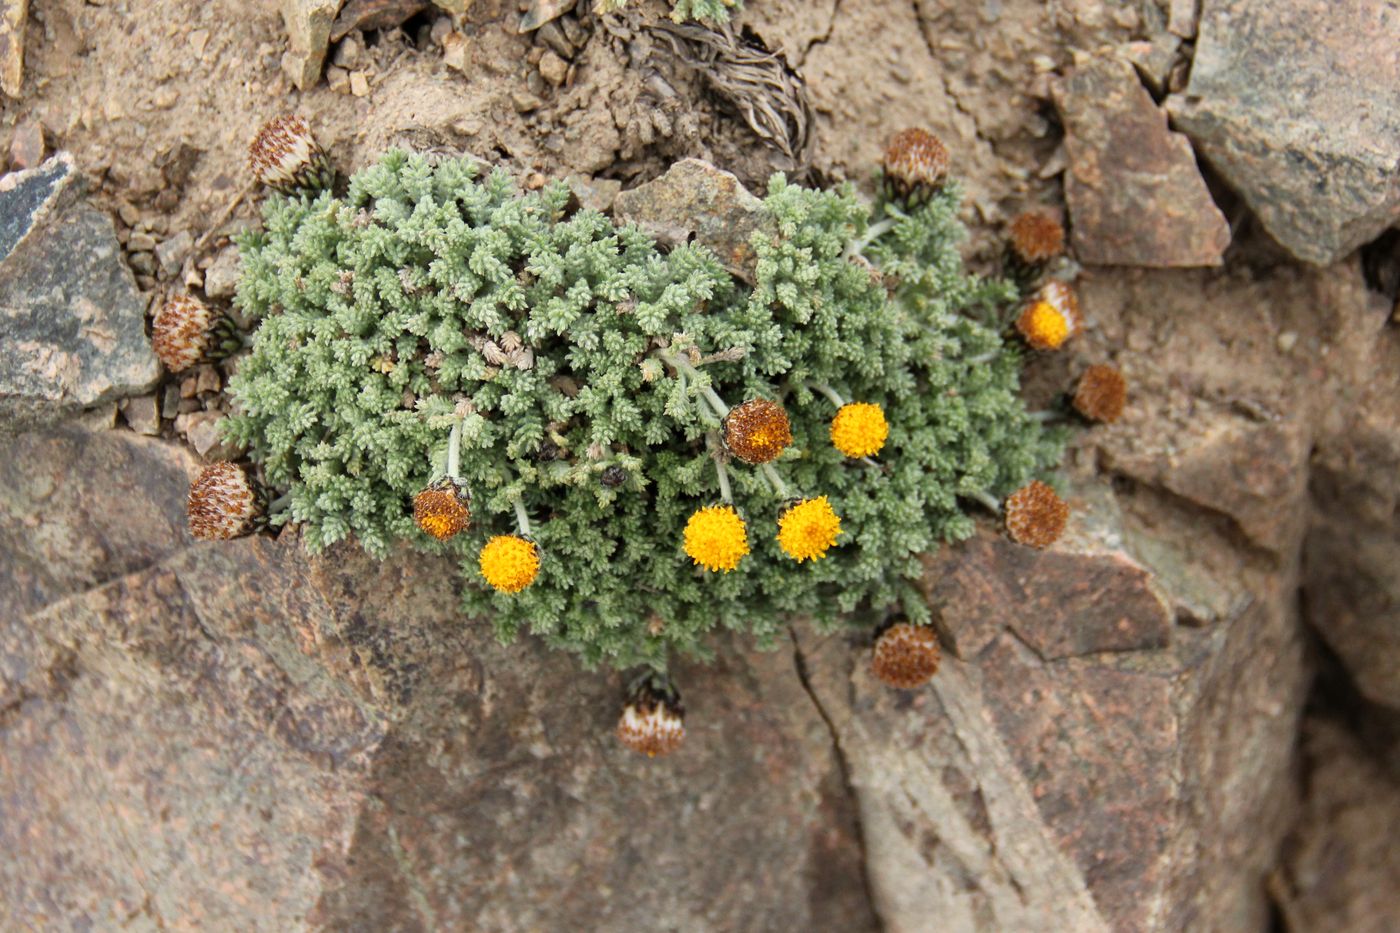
[2,0,1399,930]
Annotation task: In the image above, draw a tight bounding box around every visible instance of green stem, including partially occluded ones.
[810,382,846,408]
[513,498,532,537]
[967,489,1001,515]
[760,463,789,499]
[658,347,730,419]
[707,433,733,504]
[446,417,463,482]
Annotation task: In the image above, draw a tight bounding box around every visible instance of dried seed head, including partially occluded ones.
[830,402,889,458]
[1073,364,1128,424]
[479,535,541,593]
[413,479,471,541]
[1007,209,1065,264]
[600,465,628,488]
[1015,280,1082,351]
[152,294,216,373]
[882,128,950,205]
[872,622,941,689]
[187,462,259,541]
[617,681,685,758]
[777,496,843,563]
[1005,480,1069,549]
[248,115,333,193]
[683,505,750,573]
[723,399,792,465]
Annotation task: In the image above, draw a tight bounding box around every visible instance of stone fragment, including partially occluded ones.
[155,229,193,277]
[175,411,236,459]
[1168,0,1400,265]
[441,30,469,71]
[1121,32,1180,96]
[202,244,241,299]
[538,49,568,87]
[279,0,340,90]
[0,154,159,433]
[331,0,430,42]
[566,174,622,213]
[0,0,25,97]
[120,394,161,436]
[429,0,469,13]
[8,118,43,169]
[1167,0,1198,37]
[613,158,774,281]
[518,0,575,33]
[349,70,370,97]
[1273,718,1400,932]
[1053,54,1230,267]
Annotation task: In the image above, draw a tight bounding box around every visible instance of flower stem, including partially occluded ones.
[810,382,846,408]
[968,489,1001,515]
[844,216,898,259]
[446,417,463,482]
[760,463,789,499]
[513,498,532,537]
[707,433,733,504]
[658,347,730,419]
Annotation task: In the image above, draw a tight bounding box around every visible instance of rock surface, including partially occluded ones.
[280,0,340,90]
[1053,54,1230,267]
[1168,0,1400,265]
[0,0,24,97]
[0,155,159,432]
[613,158,773,281]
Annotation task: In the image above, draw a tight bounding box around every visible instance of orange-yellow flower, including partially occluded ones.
[413,479,471,541]
[479,535,540,592]
[1016,281,1082,351]
[683,505,749,572]
[777,496,842,562]
[830,402,889,458]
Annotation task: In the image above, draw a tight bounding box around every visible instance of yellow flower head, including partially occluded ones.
[830,402,889,458]
[683,505,749,572]
[777,496,842,562]
[479,535,541,593]
[1016,280,1081,351]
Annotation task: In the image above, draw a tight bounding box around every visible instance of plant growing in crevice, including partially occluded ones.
[216,123,1070,752]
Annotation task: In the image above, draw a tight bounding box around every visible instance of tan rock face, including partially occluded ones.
[1053,54,1231,268]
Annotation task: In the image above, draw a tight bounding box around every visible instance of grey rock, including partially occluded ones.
[613,159,774,281]
[1053,54,1231,267]
[155,229,193,277]
[0,154,159,433]
[202,244,241,299]
[279,0,340,90]
[1168,0,1400,265]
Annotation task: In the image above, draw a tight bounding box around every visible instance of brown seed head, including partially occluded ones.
[1008,209,1065,264]
[248,114,332,193]
[872,622,941,689]
[882,128,950,204]
[413,479,472,541]
[1073,364,1128,423]
[187,462,259,541]
[617,683,685,758]
[152,294,216,373]
[1005,480,1069,549]
[723,399,792,465]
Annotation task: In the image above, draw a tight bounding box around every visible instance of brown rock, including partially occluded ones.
[279,0,340,90]
[1168,0,1400,265]
[1053,54,1230,267]
[0,0,25,98]
[613,158,774,282]
[538,49,568,87]
[518,0,576,33]
[923,525,1172,662]
[8,118,43,169]
[1273,717,1400,932]
[330,0,430,42]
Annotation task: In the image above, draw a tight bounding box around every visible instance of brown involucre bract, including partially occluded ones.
[248,114,334,193]
[881,128,950,205]
[872,621,941,689]
[413,479,472,541]
[722,398,793,465]
[187,462,260,541]
[616,681,686,757]
[1008,209,1066,265]
[152,293,216,373]
[1073,364,1128,424]
[1004,479,1069,549]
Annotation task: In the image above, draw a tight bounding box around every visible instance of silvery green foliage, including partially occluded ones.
[225,150,1062,670]
[596,0,741,23]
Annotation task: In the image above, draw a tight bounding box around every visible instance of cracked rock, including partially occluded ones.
[1053,54,1230,268]
[0,154,159,433]
[1168,0,1400,265]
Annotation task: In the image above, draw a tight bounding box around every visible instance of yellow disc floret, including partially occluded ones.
[1016,300,1071,350]
[830,402,889,458]
[777,496,843,562]
[683,505,750,572]
[479,535,541,593]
